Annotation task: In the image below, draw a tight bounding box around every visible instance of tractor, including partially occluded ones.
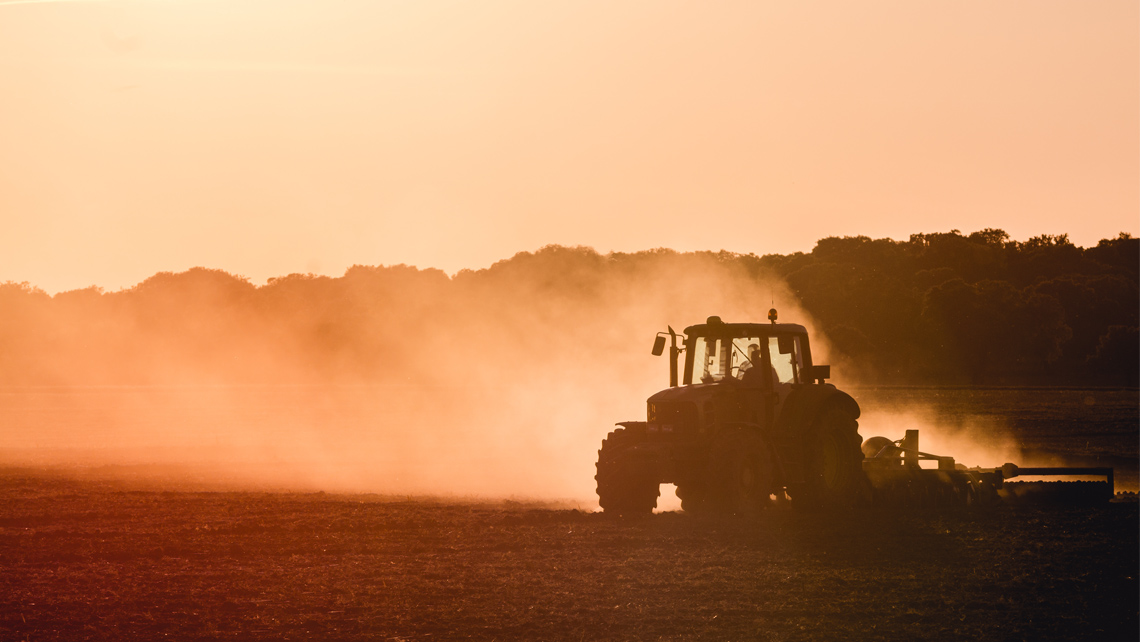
[595,311,1117,515]
[595,311,869,515]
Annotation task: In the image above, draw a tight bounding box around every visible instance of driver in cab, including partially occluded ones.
[740,343,778,387]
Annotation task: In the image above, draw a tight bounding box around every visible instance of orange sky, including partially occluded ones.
[2,0,1137,294]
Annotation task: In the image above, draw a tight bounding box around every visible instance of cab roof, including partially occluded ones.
[682,319,808,338]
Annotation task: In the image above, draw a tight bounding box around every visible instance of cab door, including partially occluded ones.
[758,338,780,428]
[765,333,804,423]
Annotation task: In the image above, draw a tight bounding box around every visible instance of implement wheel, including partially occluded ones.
[595,428,659,516]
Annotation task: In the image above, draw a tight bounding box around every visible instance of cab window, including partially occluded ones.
[690,336,727,383]
[768,335,803,384]
[730,337,764,380]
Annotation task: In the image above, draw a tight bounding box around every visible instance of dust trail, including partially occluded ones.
[6,248,1133,501]
[0,247,819,503]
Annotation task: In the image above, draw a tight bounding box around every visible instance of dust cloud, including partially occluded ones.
[0,247,817,503]
[853,406,1022,469]
[5,246,1128,502]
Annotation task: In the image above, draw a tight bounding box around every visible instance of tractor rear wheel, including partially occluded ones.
[707,428,775,516]
[595,428,658,516]
[794,407,870,510]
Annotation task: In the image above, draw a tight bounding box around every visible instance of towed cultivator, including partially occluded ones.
[595,313,1118,515]
[861,430,1115,508]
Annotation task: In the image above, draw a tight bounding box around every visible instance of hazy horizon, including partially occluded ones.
[6,230,1135,296]
[3,238,1136,500]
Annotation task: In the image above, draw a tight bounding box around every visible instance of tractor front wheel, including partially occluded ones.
[595,429,659,516]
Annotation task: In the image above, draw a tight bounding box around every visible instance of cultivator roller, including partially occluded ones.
[861,430,1115,508]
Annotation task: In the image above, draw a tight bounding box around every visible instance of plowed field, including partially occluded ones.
[1,472,1136,641]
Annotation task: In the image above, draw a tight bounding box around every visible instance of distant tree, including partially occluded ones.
[1033,276,1140,375]
[1086,326,1140,387]
[907,229,1010,283]
[1014,290,1071,374]
[0,282,52,384]
[921,279,1069,383]
[1008,234,1091,284]
[826,324,875,360]
[1085,232,1139,280]
[967,228,1011,246]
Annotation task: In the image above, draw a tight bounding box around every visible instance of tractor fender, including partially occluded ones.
[615,421,648,437]
[773,385,861,437]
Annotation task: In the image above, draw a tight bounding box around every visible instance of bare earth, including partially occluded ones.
[2,386,1137,640]
[0,471,1136,641]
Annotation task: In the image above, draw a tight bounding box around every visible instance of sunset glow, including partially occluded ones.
[1,0,1136,293]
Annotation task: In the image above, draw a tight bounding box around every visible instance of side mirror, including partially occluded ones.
[651,335,666,356]
[801,365,830,382]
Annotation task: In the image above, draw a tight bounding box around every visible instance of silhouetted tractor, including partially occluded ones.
[596,312,1116,515]
[596,311,869,515]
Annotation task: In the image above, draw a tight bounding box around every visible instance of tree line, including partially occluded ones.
[768,230,1137,385]
[1,229,1136,387]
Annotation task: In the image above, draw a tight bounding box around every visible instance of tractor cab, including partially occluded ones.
[654,312,830,390]
[645,312,835,442]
